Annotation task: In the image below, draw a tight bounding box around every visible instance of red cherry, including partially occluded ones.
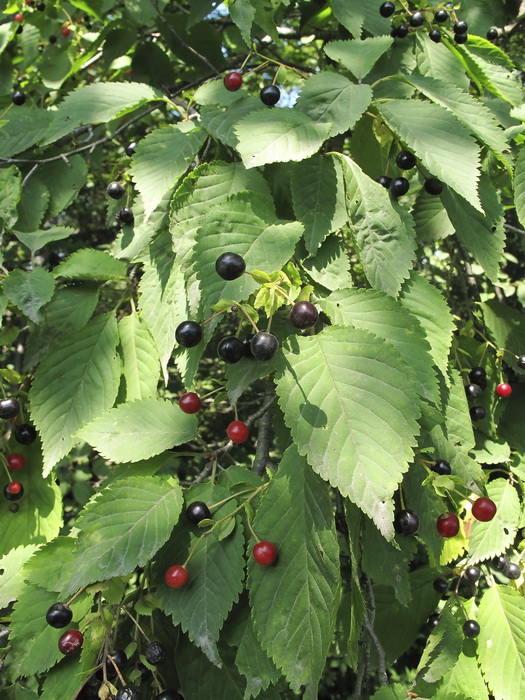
[223,72,243,91]
[496,383,512,398]
[253,541,278,566]
[436,512,460,538]
[165,565,189,588]
[472,497,497,522]
[179,392,202,414]
[76,18,83,24]
[7,453,25,470]
[58,629,83,655]
[226,421,249,444]
[14,13,24,22]
[7,481,22,495]
[61,26,71,37]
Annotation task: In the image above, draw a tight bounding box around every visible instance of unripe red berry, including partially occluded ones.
[472,497,497,522]
[7,453,25,470]
[495,383,512,398]
[436,512,460,538]
[179,392,202,414]
[165,565,189,588]
[253,540,278,566]
[226,421,249,444]
[223,71,243,91]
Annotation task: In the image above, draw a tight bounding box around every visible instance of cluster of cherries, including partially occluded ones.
[223,71,281,107]
[376,149,442,199]
[465,358,521,422]
[107,180,134,226]
[1,396,37,512]
[165,499,278,591]
[175,251,318,444]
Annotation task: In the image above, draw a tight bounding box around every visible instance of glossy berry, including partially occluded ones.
[227,420,249,444]
[165,565,189,588]
[392,24,408,38]
[7,453,25,471]
[14,424,36,444]
[260,85,281,106]
[107,181,125,199]
[432,459,451,475]
[49,34,57,43]
[454,20,468,34]
[436,512,460,538]
[217,336,244,363]
[517,355,525,369]
[242,335,254,357]
[393,509,419,536]
[504,561,521,579]
[470,406,486,421]
[145,641,166,665]
[472,497,497,522]
[179,392,202,414]
[390,177,410,197]
[375,175,392,188]
[14,13,24,22]
[116,685,142,700]
[0,397,20,419]
[46,602,73,628]
[486,28,498,41]
[215,252,246,280]
[427,612,440,629]
[105,648,127,676]
[396,150,416,170]
[424,178,443,195]
[58,629,83,655]
[16,25,23,34]
[224,71,243,91]
[429,29,441,43]
[379,2,395,18]
[496,382,512,398]
[175,321,202,348]
[410,11,424,27]
[434,9,448,22]
[61,26,71,37]
[186,501,212,524]
[118,207,134,225]
[432,577,448,595]
[125,141,137,156]
[492,554,508,571]
[36,1,46,9]
[462,619,480,638]
[469,367,486,384]
[253,540,278,566]
[155,691,183,700]
[455,33,468,44]
[465,565,481,582]
[4,482,24,501]
[465,383,482,400]
[290,301,318,329]
[250,331,279,361]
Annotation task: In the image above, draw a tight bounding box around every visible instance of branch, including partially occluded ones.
[363,576,388,687]
[252,377,275,475]
[504,223,525,236]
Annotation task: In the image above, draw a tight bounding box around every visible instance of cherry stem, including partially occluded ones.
[200,386,224,400]
[120,606,151,644]
[65,585,88,608]
[2,461,11,481]
[239,53,253,71]
[202,309,227,325]
[246,517,260,542]
[236,303,259,333]
[108,653,127,688]
[209,487,258,511]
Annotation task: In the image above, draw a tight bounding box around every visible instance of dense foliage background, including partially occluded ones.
[1,0,525,698]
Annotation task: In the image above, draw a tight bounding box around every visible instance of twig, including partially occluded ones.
[363,576,388,687]
[504,223,525,236]
[252,378,275,475]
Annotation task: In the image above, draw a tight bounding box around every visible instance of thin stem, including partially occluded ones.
[65,586,88,608]
[121,607,151,643]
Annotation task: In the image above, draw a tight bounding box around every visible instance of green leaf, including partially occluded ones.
[193,79,249,107]
[201,98,266,147]
[118,313,160,401]
[295,72,372,137]
[0,109,54,158]
[42,82,162,145]
[331,0,364,37]
[3,267,55,324]
[157,484,246,665]
[36,155,89,216]
[414,34,469,91]
[437,644,490,700]
[234,109,331,169]
[415,605,464,686]
[77,398,197,463]
[248,446,340,692]
[63,476,184,595]
[324,37,393,80]
[441,175,505,284]
[378,99,482,211]
[15,178,50,233]
[53,248,127,280]
[177,636,247,700]
[300,235,353,292]
[130,123,207,219]
[481,298,525,358]
[320,287,439,404]
[399,271,455,377]
[0,544,39,608]
[0,165,22,228]
[515,147,525,229]
[467,479,520,565]
[291,153,347,254]
[477,585,525,699]
[338,154,417,296]
[412,190,454,244]
[229,0,255,45]
[21,537,76,593]
[29,313,121,475]
[14,227,74,255]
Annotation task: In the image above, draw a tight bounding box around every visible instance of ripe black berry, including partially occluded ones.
[492,555,508,571]
[396,151,416,171]
[390,177,410,197]
[260,85,280,106]
[0,397,20,419]
[392,24,408,38]
[242,335,254,357]
[49,34,57,43]
[105,649,127,677]
[462,619,480,638]
[429,29,441,43]
[12,90,25,106]
[46,602,73,628]
[517,355,525,369]
[118,208,134,225]
[116,686,142,700]
[504,561,521,579]
[434,9,448,22]
[58,629,83,654]
[410,12,424,27]
[145,641,166,665]
[155,691,183,700]
[465,565,481,582]
[394,509,419,536]
[469,367,486,384]
[14,423,36,444]
[175,321,202,348]
[186,501,212,525]
[36,1,45,9]
[107,181,125,199]
[427,612,440,629]
[486,28,498,41]
[217,336,244,363]
[432,459,451,475]
[379,2,395,18]
[215,252,246,280]
[290,301,318,329]
[454,20,468,34]
[455,33,468,44]
[470,406,486,421]
[465,383,482,400]
[432,577,448,594]
[125,141,137,156]
[424,178,443,195]
[250,331,279,361]
[8,503,19,513]
[375,175,392,188]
